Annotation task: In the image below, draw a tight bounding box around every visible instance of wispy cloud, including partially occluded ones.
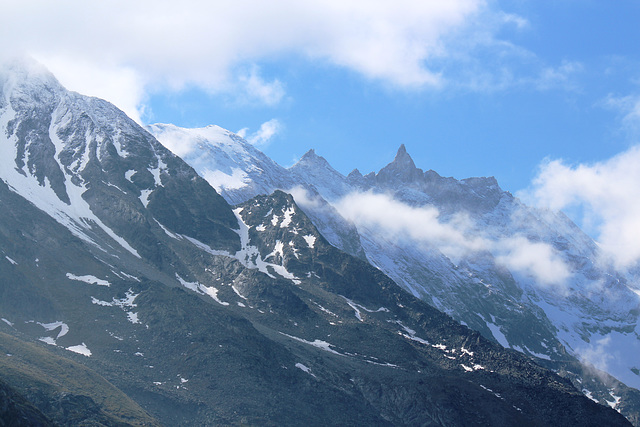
[603,93,640,137]
[237,119,282,147]
[577,336,614,377]
[237,66,285,106]
[535,60,583,91]
[333,190,570,287]
[495,236,571,287]
[520,145,640,269]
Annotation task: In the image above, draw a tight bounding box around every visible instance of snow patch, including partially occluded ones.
[342,296,389,322]
[394,320,431,345]
[281,333,344,356]
[38,321,69,339]
[607,391,622,410]
[67,273,110,287]
[232,285,247,300]
[176,274,229,306]
[303,235,316,248]
[582,389,599,403]
[124,169,135,182]
[39,337,57,345]
[200,285,230,306]
[127,312,140,324]
[139,189,153,207]
[66,343,92,357]
[154,219,180,239]
[295,363,316,377]
[280,206,295,228]
[91,289,138,308]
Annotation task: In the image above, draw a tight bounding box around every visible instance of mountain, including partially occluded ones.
[0,58,632,425]
[150,124,640,424]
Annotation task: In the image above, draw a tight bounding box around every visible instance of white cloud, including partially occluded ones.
[237,119,282,147]
[236,66,285,106]
[520,145,640,269]
[0,0,521,119]
[500,12,529,30]
[604,93,640,136]
[334,191,486,258]
[34,56,147,124]
[577,336,614,375]
[495,236,571,287]
[334,191,571,286]
[288,186,325,211]
[536,60,583,91]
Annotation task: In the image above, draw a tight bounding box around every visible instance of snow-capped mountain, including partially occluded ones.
[2,58,629,425]
[150,122,640,423]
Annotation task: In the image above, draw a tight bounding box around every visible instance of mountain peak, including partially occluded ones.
[300,148,318,160]
[1,56,62,97]
[376,144,423,184]
[393,144,416,168]
[294,149,331,169]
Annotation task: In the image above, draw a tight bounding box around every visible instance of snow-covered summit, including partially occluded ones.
[0,58,238,259]
[1,56,62,98]
[148,123,296,205]
[289,149,352,201]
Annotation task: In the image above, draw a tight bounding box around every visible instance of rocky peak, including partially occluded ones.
[394,144,415,167]
[293,149,332,170]
[347,168,363,179]
[376,144,424,184]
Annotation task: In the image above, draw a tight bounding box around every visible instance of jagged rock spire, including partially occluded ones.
[376,144,423,183]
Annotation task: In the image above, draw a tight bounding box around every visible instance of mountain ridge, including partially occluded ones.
[0,58,634,425]
[149,120,640,423]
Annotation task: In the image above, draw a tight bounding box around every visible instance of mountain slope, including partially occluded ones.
[0,58,631,425]
[149,123,640,423]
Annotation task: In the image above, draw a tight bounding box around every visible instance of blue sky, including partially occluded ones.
[4,0,640,263]
[128,1,640,193]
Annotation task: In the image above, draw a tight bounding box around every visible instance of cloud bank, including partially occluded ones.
[520,145,640,269]
[1,0,523,121]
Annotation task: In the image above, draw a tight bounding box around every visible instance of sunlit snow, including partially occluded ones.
[176,274,229,306]
[280,206,295,228]
[232,208,300,282]
[38,321,69,339]
[127,312,140,324]
[66,343,92,357]
[303,235,316,248]
[280,332,344,356]
[67,273,111,287]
